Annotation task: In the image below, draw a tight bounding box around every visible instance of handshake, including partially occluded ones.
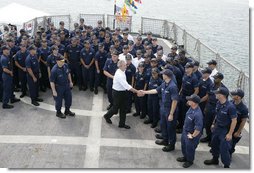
[136,90,146,97]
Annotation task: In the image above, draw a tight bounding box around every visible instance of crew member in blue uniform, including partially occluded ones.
[25,45,43,106]
[50,56,75,119]
[125,54,136,113]
[141,69,179,152]
[80,40,95,92]
[200,72,227,145]
[204,87,237,168]
[133,62,148,119]
[6,38,20,92]
[1,46,20,109]
[103,50,119,110]
[177,62,199,133]
[65,37,82,90]
[142,31,153,45]
[47,46,61,77]
[198,67,213,114]
[168,45,179,60]
[193,60,202,80]
[145,68,163,128]
[177,94,203,168]
[38,40,50,92]
[94,43,108,94]
[14,44,29,98]
[230,89,249,156]
[58,21,69,38]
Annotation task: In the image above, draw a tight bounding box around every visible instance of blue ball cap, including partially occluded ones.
[160,69,174,78]
[186,94,201,104]
[56,56,65,61]
[214,87,229,96]
[230,88,244,98]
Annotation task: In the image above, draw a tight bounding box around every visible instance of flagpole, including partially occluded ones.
[113,0,116,29]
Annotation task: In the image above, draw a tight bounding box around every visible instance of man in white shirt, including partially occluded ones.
[118,45,133,62]
[103,60,140,129]
[132,50,144,70]
[207,59,218,82]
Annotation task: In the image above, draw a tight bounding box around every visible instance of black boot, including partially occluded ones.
[64,109,75,116]
[162,144,175,152]
[155,139,168,146]
[56,111,66,119]
[177,157,187,162]
[204,158,219,165]
[31,100,40,106]
[35,98,43,102]
[2,104,14,109]
[183,161,193,168]
[94,88,98,95]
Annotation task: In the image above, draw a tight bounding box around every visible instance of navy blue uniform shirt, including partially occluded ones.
[198,77,213,98]
[183,106,203,134]
[80,48,95,65]
[181,73,199,96]
[230,100,249,132]
[50,63,70,86]
[14,50,29,67]
[95,50,108,69]
[215,100,237,129]
[125,63,136,84]
[25,54,40,74]
[66,45,82,64]
[156,80,179,114]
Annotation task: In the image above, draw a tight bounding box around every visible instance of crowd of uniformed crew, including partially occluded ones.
[0,18,249,168]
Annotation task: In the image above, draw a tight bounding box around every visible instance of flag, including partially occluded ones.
[134,0,142,4]
[115,5,121,13]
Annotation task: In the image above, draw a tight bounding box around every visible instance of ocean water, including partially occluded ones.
[0,0,249,74]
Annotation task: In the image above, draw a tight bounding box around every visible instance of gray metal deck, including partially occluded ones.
[0,39,250,169]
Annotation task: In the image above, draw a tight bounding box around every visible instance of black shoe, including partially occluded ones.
[64,110,75,116]
[94,88,98,95]
[103,115,112,124]
[176,128,182,134]
[90,88,94,92]
[162,144,175,152]
[140,115,146,119]
[56,111,66,119]
[10,98,20,103]
[2,104,14,109]
[118,124,131,129]
[154,127,162,133]
[150,123,157,128]
[107,104,112,110]
[200,136,210,143]
[183,161,193,168]
[83,86,87,91]
[133,113,140,117]
[204,158,219,165]
[208,141,211,147]
[144,119,152,124]
[177,157,187,162]
[31,101,40,106]
[224,165,230,168]
[155,139,168,146]
[20,93,26,98]
[155,134,163,139]
[36,98,43,102]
